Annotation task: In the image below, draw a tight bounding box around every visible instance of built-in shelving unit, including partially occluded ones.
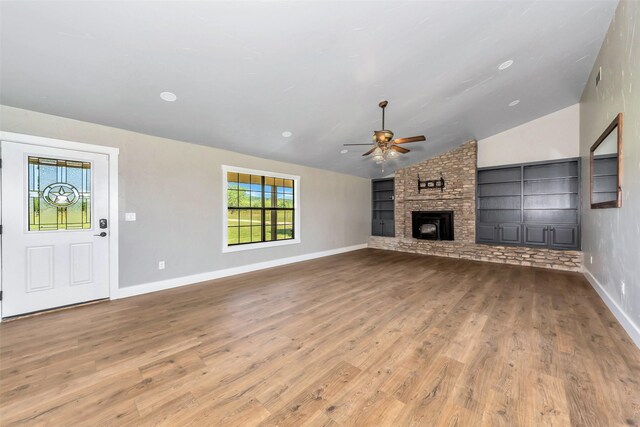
[372,178,395,237]
[476,158,580,250]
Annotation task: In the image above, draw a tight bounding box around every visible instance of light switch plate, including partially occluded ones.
[125,212,136,221]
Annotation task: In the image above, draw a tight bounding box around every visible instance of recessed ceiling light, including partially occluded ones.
[340,149,349,154]
[160,91,177,102]
[282,131,293,138]
[498,60,514,70]
[509,99,520,107]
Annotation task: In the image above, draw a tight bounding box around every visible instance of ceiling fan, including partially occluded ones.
[344,100,426,163]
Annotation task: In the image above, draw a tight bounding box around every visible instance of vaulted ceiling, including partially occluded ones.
[0,1,617,177]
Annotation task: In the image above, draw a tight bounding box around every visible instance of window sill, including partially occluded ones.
[222,238,301,253]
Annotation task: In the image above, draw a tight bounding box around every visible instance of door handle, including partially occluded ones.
[94,232,107,237]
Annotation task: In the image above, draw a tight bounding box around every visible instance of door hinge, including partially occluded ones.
[0,291,3,301]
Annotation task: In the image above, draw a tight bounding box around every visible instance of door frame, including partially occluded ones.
[0,131,119,321]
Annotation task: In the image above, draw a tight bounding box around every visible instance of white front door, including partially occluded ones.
[1,141,110,317]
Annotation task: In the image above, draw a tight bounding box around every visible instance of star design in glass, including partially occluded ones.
[49,186,75,205]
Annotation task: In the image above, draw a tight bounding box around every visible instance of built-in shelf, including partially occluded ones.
[476,158,580,250]
[523,208,577,211]
[372,178,395,237]
[479,208,521,211]
[523,192,576,196]
[478,194,522,198]
[477,179,522,184]
[524,176,578,182]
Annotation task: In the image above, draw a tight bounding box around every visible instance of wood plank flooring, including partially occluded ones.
[1,248,639,426]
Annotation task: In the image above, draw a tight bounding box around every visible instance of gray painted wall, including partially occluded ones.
[0,105,371,288]
[580,1,640,330]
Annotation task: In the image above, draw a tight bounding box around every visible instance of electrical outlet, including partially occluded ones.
[158,261,165,270]
[621,281,625,295]
[125,212,136,221]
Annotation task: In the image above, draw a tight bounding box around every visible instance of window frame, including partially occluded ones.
[222,165,300,253]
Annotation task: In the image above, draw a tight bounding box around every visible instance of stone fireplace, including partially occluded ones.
[395,141,475,243]
[412,211,454,240]
[368,140,582,272]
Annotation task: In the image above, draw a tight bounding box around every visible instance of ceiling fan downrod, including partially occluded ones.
[379,100,388,130]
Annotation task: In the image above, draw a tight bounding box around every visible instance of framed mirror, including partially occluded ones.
[590,113,622,209]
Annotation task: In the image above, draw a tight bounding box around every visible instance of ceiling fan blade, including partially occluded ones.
[362,147,377,156]
[391,145,410,154]
[343,143,375,146]
[393,135,426,144]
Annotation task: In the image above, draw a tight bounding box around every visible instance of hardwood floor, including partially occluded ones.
[1,248,639,426]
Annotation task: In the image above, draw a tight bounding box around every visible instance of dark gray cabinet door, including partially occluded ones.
[380,221,394,237]
[372,220,383,236]
[523,224,548,246]
[549,224,579,249]
[477,224,498,243]
[498,223,521,244]
[372,220,395,237]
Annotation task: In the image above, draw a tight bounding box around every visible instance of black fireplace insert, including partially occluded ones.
[412,211,454,240]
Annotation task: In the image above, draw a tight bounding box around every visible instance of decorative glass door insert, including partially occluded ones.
[28,156,92,231]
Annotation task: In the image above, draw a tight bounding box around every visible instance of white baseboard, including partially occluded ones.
[583,268,640,349]
[114,244,368,299]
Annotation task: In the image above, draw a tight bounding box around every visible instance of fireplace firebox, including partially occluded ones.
[412,211,454,240]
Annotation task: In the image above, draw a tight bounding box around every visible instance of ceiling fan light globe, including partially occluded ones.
[373,147,383,156]
[388,150,399,159]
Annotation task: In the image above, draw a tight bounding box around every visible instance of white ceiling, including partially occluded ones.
[0,1,617,178]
